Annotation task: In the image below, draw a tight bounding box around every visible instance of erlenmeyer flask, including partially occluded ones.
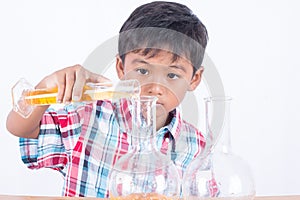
[108,96,181,199]
[182,96,256,200]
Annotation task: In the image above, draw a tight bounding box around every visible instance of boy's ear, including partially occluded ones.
[116,55,125,79]
[188,66,204,91]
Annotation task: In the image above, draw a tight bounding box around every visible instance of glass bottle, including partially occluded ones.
[108,96,181,200]
[182,96,256,200]
[11,78,140,118]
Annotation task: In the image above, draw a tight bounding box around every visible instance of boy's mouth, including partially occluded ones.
[155,103,166,114]
[156,101,163,105]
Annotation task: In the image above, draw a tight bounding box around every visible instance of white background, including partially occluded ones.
[0,0,299,197]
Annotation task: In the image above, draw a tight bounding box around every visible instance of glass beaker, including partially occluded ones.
[108,96,181,200]
[182,96,256,200]
[11,78,140,118]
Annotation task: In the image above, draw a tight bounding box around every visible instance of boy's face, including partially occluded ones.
[116,50,203,119]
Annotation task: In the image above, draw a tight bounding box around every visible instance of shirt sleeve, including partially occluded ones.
[19,104,83,171]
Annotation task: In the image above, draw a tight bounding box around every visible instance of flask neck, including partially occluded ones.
[205,97,232,154]
[131,96,158,153]
[215,101,232,154]
[132,126,156,152]
[131,133,157,153]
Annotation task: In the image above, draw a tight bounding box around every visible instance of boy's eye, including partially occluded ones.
[167,73,180,79]
[136,68,149,75]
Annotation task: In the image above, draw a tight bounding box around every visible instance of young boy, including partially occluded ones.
[6,1,208,198]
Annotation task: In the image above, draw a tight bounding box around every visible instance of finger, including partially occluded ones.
[49,71,67,104]
[55,77,66,104]
[73,70,111,101]
[72,70,86,101]
[63,70,76,103]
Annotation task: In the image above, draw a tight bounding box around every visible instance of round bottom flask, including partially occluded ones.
[108,96,180,200]
[182,96,256,200]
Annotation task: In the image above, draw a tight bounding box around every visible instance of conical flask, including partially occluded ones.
[108,96,181,199]
[182,96,256,199]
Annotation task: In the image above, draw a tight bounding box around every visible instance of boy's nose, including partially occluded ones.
[144,83,165,96]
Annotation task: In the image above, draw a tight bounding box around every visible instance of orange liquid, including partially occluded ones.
[24,85,134,105]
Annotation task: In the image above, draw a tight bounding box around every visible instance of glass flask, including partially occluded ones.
[182,96,256,200]
[11,78,140,118]
[108,96,181,200]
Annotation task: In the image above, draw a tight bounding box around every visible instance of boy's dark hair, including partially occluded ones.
[118,1,208,74]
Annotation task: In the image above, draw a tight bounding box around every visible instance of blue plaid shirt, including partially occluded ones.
[19,100,205,197]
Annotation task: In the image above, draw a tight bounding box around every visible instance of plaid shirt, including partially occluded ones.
[19,100,205,198]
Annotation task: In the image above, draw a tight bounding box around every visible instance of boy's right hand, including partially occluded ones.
[36,64,110,104]
[6,64,110,138]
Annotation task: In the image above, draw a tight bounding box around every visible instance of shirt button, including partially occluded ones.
[165,138,169,143]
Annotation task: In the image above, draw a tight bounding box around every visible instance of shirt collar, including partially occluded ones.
[158,107,183,142]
